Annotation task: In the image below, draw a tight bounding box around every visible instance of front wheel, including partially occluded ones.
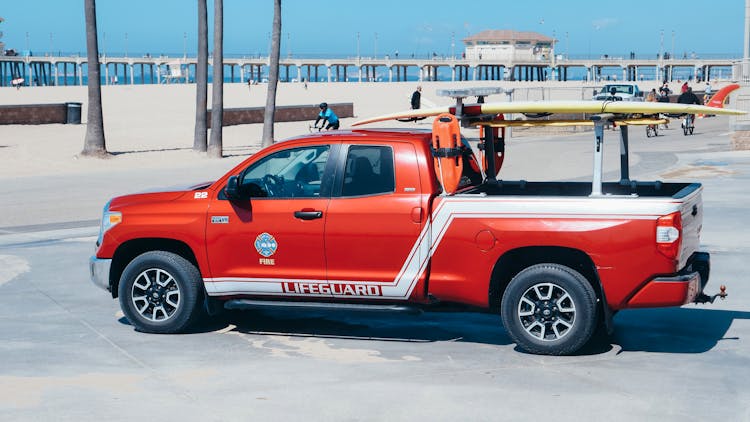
[501,264,598,355]
[118,251,205,334]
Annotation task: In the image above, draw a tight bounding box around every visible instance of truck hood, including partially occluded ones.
[109,181,214,209]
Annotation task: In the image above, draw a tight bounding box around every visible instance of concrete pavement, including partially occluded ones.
[0,117,749,421]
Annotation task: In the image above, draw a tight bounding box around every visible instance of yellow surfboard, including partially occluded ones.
[351,100,745,126]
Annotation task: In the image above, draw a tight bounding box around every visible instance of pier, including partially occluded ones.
[0,54,740,87]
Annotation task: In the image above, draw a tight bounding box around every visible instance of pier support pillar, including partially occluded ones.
[388,66,392,82]
[327,66,332,82]
[129,64,134,85]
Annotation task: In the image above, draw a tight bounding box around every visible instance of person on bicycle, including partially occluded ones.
[677,87,701,130]
[678,86,701,105]
[314,102,339,130]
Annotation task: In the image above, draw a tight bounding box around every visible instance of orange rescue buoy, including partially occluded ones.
[431,113,463,194]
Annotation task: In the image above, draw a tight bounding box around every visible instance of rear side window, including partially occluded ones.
[341,145,395,196]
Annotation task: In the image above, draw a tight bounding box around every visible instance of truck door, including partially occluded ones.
[204,144,335,297]
[324,142,428,301]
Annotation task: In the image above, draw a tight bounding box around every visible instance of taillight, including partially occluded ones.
[656,212,682,260]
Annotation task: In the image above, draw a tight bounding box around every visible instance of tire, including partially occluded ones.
[118,251,205,334]
[501,264,598,355]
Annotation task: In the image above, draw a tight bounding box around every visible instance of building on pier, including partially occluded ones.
[463,30,554,62]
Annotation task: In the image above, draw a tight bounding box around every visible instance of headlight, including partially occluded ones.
[97,200,122,246]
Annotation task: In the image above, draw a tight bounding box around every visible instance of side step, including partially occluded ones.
[224,299,423,315]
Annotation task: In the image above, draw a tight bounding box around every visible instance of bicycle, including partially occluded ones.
[681,114,695,136]
[308,124,323,133]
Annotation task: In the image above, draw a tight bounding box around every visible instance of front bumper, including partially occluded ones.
[627,252,710,308]
[89,256,112,292]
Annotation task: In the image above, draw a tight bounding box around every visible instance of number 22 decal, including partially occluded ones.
[194,192,208,199]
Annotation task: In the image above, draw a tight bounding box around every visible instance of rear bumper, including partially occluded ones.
[89,256,112,292]
[627,252,710,308]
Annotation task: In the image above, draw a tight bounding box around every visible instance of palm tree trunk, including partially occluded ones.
[193,0,208,152]
[81,0,107,157]
[207,0,223,158]
[262,0,281,147]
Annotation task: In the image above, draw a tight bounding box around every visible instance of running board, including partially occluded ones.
[223,299,423,315]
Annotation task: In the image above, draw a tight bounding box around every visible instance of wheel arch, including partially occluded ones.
[488,246,605,314]
[109,238,201,299]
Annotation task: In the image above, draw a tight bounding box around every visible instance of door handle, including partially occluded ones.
[294,210,323,220]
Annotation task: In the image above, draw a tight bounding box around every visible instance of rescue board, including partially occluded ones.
[431,113,463,195]
[351,100,745,126]
[476,117,669,128]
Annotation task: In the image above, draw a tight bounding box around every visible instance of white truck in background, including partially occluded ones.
[593,84,644,101]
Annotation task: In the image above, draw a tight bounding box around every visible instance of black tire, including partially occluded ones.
[118,251,205,334]
[501,264,598,355]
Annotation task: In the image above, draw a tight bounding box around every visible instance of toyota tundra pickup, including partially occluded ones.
[90,108,726,355]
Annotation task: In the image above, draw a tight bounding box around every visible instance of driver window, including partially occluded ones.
[241,145,330,198]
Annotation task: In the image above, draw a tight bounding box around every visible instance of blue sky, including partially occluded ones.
[0,0,744,58]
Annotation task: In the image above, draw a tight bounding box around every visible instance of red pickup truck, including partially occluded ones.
[90,123,721,355]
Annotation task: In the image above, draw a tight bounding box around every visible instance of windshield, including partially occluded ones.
[604,85,634,94]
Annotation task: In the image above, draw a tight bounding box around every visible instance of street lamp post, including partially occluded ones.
[49,32,53,56]
[659,29,664,59]
[25,31,29,52]
[565,31,569,59]
[287,32,291,58]
[374,32,378,59]
[451,31,455,59]
[124,32,128,57]
[356,32,360,60]
[183,32,187,59]
[671,30,675,59]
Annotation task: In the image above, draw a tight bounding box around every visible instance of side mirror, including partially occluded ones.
[225,175,244,200]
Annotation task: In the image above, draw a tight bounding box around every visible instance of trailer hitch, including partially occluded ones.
[695,285,727,304]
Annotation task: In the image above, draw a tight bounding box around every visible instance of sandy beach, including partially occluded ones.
[0,79,730,179]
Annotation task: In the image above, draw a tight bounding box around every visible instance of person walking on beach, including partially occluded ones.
[646,88,657,102]
[704,81,712,103]
[314,102,339,130]
[411,86,422,110]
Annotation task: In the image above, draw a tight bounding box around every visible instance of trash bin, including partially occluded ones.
[65,102,82,124]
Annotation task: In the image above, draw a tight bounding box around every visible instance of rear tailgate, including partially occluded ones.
[676,184,703,269]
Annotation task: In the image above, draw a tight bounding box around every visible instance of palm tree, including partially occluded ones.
[207,0,223,158]
[193,0,208,152]
[262,0,281,147]
[81,0,107,157]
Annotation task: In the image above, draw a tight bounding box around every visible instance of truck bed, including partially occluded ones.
[470,181,699,199]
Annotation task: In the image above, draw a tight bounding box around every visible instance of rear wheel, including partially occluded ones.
[118,251,205,334]
[501,264,598,355]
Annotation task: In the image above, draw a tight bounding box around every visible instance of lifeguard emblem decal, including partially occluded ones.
[254,233,278,257]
